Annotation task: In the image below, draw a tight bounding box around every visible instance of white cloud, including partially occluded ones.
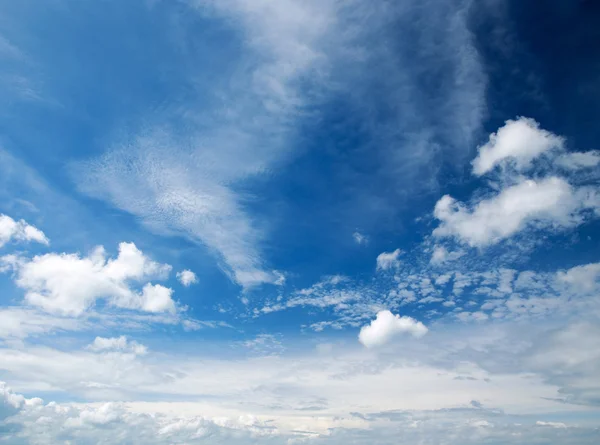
[536,421,567,428]
[433,177,596,247]
[376,249,402,271]
[72,0,340,290]
[1,242,175,316]
[471,118,564,176]
[176,269,198,287]
[87,336,148,356]
[456,311,489,323]
[359,310,428,348]
[241,334,285,356]
[557,262,600,293]
[0,214,48,247]
[556,151,600,170]
[353,232,368,245]
[430,245,464,265]
[0,307,85,339]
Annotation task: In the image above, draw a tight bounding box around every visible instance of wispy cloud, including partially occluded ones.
[72,0,341,288]
[71,0,488,288]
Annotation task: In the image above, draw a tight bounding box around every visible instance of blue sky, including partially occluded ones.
[1,0,600,443]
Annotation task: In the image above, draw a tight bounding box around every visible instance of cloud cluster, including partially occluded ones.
[1,242,175,316]
[433,118,600,249]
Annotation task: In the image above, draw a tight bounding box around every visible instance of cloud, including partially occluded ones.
[433,177,597,247]
[358,310,428,348]
[557,262,600,293]
[241,334,285,356]
[430,245,465,265]
[72,0,340,289]
[556,151,600,170]
[0,307,85,339]
[376,249,401,271]
[353,232,368,245]
[0,213,48,247]
[471,117,564,176]
[87,336,148,356]
[536,421,567,428]
[176,269,198,287]
[1,242,175,316]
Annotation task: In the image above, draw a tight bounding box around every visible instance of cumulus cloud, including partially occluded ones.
[433,177,597,247]
[87,336,148,355]
[376,249,402,271]
[0,214,48,247]
[359,310,428,348]
[1,242,175,316]
[471,118,564,176]
[176,269,198,287]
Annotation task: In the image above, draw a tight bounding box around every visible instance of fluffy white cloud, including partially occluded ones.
[376,249,402,271]
[176,269,198,287]
[87,336,148,355]
[1,242,175,316]
[433,177,595,247]
[471,118,564,176]
[0,214,48,247]
[359,310,428,348]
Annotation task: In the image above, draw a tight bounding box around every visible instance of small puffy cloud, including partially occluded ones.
[0,214,48,247]
[353,232,368,245]
[87,336,148,355]
[1,242,175,316]
[359,310,428,348]
[176,269,197,287]
[471,117,563,176]
[433,178,594,247]
[376,249,402,271]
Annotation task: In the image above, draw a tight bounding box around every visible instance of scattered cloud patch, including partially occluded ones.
[87,336,148,355]
[430,245,464,265]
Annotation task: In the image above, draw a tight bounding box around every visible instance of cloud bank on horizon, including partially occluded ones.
[0,0,600,443]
